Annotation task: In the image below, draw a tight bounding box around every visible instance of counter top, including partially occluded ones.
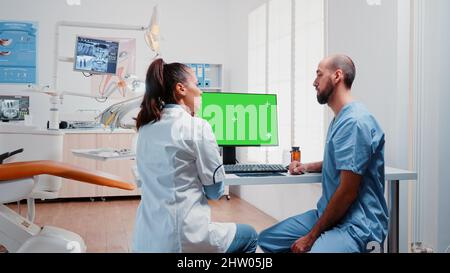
[224,167,417,186]
[0,125,63,135]
[60,128,136,134]
[0,125,135,135]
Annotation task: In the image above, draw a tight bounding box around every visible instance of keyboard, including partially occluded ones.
[224,164,288,174]
[234,172,286,177]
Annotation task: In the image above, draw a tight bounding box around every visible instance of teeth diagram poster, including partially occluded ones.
[0,21,37,84]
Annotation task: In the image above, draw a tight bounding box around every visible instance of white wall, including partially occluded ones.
[227,0,323,222]
[226,0,265,93]
[417,0,450,252]
[437,0,450,251]
[0,0,229,128]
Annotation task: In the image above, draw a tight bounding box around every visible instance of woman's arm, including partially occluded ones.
[203,181,224,200]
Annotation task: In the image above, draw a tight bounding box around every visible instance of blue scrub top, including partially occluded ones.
[318,102,388,246]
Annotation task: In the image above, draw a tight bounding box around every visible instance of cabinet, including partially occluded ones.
[59,131,140,198]
[185,63,223,91]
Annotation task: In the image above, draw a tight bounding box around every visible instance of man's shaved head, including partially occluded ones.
[323,54,356,89]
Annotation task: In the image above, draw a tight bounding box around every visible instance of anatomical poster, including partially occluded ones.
[0,21,37,84]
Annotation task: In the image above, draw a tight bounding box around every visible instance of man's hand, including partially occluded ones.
[291,233,317,253]
[289,161,307,175]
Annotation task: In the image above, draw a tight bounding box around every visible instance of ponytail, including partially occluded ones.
[135,58,190,130]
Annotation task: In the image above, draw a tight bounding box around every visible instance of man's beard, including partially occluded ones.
[316,79,335,105]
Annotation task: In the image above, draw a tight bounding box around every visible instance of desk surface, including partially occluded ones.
[224,166,417,186]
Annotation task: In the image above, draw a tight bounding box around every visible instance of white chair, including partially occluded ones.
[0,150,135,253]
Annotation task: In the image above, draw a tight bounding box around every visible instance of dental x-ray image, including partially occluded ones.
[74,36,119,75]
[0,95,29,121]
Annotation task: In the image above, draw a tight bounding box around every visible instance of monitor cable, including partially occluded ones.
[213,164,223,184]
[82,72,93,77]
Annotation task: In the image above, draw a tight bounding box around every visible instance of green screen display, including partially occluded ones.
[198,92,278,146]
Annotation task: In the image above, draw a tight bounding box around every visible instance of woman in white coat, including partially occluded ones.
[132,58,257,253]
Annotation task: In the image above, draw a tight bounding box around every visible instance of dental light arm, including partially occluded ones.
[98,95,143,130]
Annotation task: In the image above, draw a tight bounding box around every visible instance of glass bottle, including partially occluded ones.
[290,146,301,162]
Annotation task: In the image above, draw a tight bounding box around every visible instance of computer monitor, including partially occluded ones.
[199,92,278,164]
[0,95,29,121]
[73,36,119,75]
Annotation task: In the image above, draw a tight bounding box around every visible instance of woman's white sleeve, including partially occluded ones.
[194,120,225,186]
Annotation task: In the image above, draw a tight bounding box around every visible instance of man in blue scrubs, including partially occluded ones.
[258,55,388,253]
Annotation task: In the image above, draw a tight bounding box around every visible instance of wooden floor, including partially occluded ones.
[7,195,276,253]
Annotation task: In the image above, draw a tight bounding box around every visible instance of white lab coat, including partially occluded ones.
[132,105,236,253]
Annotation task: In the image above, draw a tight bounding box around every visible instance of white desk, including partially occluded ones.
[224,166,417,253]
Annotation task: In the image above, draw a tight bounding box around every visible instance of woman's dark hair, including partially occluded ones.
[135,58,191,130]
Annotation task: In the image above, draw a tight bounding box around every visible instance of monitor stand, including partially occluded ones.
[222,146,236,165]
[221,146,235,200]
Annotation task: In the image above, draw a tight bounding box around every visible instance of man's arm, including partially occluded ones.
[304,161,323,173]
[291,170,362,253]
[289,161,322,175]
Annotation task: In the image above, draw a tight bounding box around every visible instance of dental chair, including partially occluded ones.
[0,149,135,253]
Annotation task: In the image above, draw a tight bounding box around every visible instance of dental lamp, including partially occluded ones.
[144,5,161,57]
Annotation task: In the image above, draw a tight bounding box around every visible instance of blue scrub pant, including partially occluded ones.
[226,224,258,253]
[258,210,362,253]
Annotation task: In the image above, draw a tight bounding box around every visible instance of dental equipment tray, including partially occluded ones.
[72,148,135,161]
